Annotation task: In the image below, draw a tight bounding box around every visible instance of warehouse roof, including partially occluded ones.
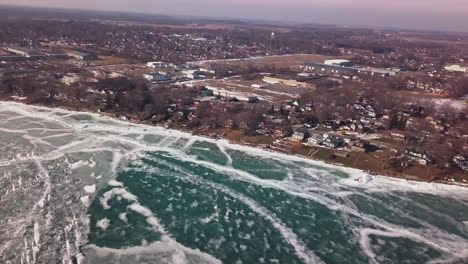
[303,62,358,73]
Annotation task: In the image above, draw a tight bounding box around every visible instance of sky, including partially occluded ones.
[2,0,468,32]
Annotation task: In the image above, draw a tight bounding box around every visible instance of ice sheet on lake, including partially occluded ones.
[1,101,467,264]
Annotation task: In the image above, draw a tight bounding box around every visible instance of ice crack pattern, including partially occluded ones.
[0,101,468,264]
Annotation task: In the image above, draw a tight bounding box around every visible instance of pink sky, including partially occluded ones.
[2,0,468,31]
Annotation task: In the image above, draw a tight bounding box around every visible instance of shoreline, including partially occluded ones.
[2,99,468,190]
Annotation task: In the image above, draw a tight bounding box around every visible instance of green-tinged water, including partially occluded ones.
[0,102,467,264]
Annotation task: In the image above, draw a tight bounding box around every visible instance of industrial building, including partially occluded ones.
[445,65,468,73]
[302,62,399,77]
[324,59,353,67]
[182,70,205,80]
[263,76,309,87]
[66,51,98,60]
[143,73,171,82]
[146,61,178,69]
[302,62,358,74]
[357,67,398,77]
[5,45,32,57]
[206,87,259,102]
[45,51,69,59]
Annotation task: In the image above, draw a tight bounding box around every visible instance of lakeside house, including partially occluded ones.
[453,155,468,171]
[291,127,310,141]
[323,134,345,148]
[403,149,434,165]
[306,132,324,147]
[305,132,345,149]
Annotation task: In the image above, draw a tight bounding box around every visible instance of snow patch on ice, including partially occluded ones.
[96,218,111,231]
[69,158,96,170]
[108,180,124,187]
[80,195,90,205]
[119,213,128,223]
[100,188,138,209]
[33,222,40,245]
[84,184,96,193]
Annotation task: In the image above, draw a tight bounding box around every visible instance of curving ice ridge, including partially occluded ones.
[0,101,467,264]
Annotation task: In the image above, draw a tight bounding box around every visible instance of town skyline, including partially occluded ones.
[2,0,468,32]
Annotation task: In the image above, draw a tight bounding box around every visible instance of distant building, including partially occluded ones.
[143,73,171,82]
[324,59,353,67]
[251,84,267,89]
[5,45,32,57]
[263,76,308,87]
[45,51,68,59]
[67,51,98,60]
[302,62,398,77]
[199,68,216,74]
[302,62,358,74]
[297,72,320,82]
[206,87,258,102]
[182,70,204,79]
[146,61,178,69]
[357,67,398,77]
[385,130,409,141]
[444,65,468,73]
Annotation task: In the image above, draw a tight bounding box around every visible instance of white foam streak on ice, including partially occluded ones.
[33,222,40,246]
[359,228,453,264]
[40,132,74,140]
[129,203,169,239]
[182,137,196,150]
[32,158,51,210]
[110,150,122,176]
[217,142,233,166]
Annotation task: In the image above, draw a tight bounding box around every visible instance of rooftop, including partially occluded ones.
[303,62,358,73]
[67,50,91,56]
[324,59,351,64]
[6,45,31,53]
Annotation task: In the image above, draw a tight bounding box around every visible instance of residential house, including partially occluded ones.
[351,140,367,152]
[453,156,468,171]
[274,126,293,139]
[291,127,310,141]
[323,134,345,148]
[386,130,409,141]
[306,132,324,147]
[403,149,434,165]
